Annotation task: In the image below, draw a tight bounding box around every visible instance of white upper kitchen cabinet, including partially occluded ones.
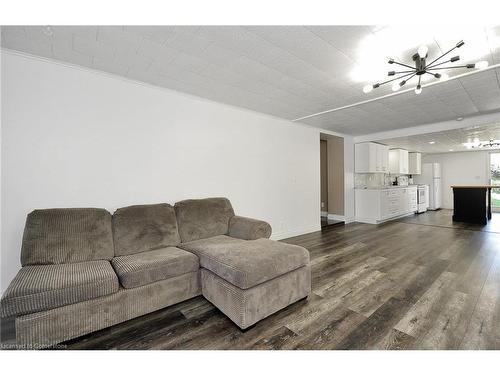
[408,152,422,175]
[389,148,409,174]
[355,142,389,173]
[377,144,389,173]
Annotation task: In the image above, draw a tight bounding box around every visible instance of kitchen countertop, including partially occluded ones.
[356,185,420,190]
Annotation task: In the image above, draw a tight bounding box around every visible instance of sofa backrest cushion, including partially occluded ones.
[112,203,181,256]
[21,208,114,266]
[174,197,235,243]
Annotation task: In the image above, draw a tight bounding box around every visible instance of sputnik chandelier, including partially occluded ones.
[363,40,489,95]
[463,138,500,149]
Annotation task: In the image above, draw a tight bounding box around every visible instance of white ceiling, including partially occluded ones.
[2,25,500,135]
[379,122,500,153]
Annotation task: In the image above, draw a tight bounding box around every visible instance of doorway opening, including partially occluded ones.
[320,133,345,229]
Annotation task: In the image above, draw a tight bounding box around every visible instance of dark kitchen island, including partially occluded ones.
[451,185,499,225]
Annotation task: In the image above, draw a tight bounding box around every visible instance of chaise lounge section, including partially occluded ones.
[175,198,311,329]
[0,198,311,347]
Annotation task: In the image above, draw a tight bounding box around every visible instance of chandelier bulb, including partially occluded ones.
[363,84,373,94]
[415,85,422,95]
[475,60,489,69]
[417,45,428,58]
[392,82,401,92]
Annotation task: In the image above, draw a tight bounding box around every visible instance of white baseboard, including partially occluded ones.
[354,216,378,224]
[344,216,356,224]
[271,225,322,240]
[327,214,345,221]
[355,212,414,225]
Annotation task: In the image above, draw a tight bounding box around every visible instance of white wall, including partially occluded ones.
[423,151,491,209]
[1,52,339,292]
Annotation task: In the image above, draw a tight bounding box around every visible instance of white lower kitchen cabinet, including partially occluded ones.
[355,186,418,224]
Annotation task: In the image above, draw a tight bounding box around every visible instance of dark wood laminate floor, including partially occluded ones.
[2,210,500,349]
[397,209,500,233]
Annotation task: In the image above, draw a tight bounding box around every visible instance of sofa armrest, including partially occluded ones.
[228,216,272,240]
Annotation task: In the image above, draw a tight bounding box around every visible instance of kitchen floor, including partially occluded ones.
[397,209,500,234]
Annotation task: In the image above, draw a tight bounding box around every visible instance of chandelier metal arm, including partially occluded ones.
[377,72,416,87]
[391,60,416,70]
[426,58,455,70]
[426,41,463,67]
[405,73,417,82]
[424,71,437,78]
[427,65,471,71]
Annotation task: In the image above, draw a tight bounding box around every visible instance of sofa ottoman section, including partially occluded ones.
[201,266,311,329]
[179,232,311,329]
[179,235,310,289]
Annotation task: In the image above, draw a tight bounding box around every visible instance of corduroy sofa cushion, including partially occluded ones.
[174,197,235,243]
[179,235,310,289]
[21,208,114,266]
[111,247,199,289]
[0,261,119,317]
[112,203,181,256]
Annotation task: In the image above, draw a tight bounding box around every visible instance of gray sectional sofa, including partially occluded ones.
[0,198,311,348]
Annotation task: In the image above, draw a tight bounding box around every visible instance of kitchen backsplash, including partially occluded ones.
[355,173,409,188]
[355,173,387,188]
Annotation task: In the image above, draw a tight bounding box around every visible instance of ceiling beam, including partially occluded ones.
[292,63,500,123]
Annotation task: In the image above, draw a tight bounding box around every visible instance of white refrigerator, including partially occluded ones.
[414,163,442,210]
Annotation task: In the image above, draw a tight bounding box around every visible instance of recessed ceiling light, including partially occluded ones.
[449,149,454,151]
[429,141,435,144]
[456,117,464,121]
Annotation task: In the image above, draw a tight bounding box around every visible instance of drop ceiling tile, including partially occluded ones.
[245,26,355,78]
[114,47,153,71]
[72,34,115,61]
[53,42,92,66]
[167,51,211,74]
[96,26,142,51]
[57,26,98,40]
[190,42,242,67]
[122,26,176,44]
[0,25,26,39]
[136,38,177,60]
[198,64,246,86]
[92,57,129,76]
[163,29,211,56]
[305,25,373,62]
[1,33,52,58]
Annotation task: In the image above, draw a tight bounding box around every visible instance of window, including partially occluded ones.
[490,153,500,210]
